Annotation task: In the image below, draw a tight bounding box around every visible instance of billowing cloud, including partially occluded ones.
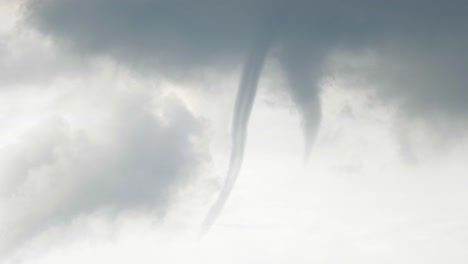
[0,87,204,255]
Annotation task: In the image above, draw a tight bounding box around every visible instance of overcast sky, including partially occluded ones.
[1,0,468,263]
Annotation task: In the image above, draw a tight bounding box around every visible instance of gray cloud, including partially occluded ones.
[0,91,203,255]
[329,40,468,124]
[23,0,271,77]
[23,0,468,139]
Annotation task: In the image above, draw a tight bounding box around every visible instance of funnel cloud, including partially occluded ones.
[201,13,280,233]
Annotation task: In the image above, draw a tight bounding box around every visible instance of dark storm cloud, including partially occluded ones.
[0,91,203,255]
[24,0,274,76]
[22,0,468,231]
[23,0,468,137]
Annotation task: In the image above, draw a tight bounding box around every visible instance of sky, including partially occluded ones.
[1,0,468,263]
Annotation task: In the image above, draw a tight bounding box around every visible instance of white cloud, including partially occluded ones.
[4,84,468,264]
[0,65,206,256]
